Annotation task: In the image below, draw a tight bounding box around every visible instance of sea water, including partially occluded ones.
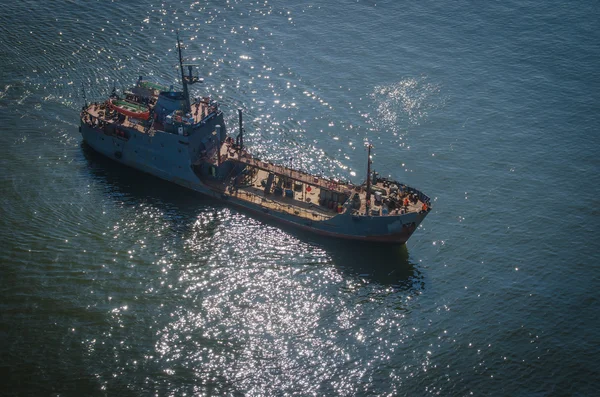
[1,0,599,395]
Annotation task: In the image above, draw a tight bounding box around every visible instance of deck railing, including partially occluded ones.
[224,148,355,195]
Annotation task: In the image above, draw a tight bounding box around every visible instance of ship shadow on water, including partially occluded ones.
[80,143,423,290]
[311,237,422,289]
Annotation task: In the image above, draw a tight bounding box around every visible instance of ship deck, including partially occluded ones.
[216,142,428,219]
[82,103,147,133]
[226,181,336,222]
[219,143,354,195]
[81,95,217,135]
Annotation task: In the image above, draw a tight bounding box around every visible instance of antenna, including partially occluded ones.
[365,142,373,213]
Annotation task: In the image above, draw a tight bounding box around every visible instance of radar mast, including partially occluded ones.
[177,33,203,113]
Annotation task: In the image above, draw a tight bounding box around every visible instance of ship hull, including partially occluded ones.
[214,191,426,244]
[218,200,423,243]
[80,122,215,194]
[80,124,427,244]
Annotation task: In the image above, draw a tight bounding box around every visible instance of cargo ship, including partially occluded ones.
[79,36,431,244]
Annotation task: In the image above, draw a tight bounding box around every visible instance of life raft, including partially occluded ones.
[108,99,150,120]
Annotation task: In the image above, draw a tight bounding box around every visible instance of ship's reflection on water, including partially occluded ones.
[320,240,421,289]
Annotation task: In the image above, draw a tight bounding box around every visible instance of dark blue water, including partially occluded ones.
[1,1,599,395]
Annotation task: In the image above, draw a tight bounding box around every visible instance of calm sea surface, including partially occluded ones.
[1,0,599,395]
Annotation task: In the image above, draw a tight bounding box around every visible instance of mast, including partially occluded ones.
[177,33,204,114]
[365,142,373,212]
[237,108,244,150]
[176,33,191,113]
